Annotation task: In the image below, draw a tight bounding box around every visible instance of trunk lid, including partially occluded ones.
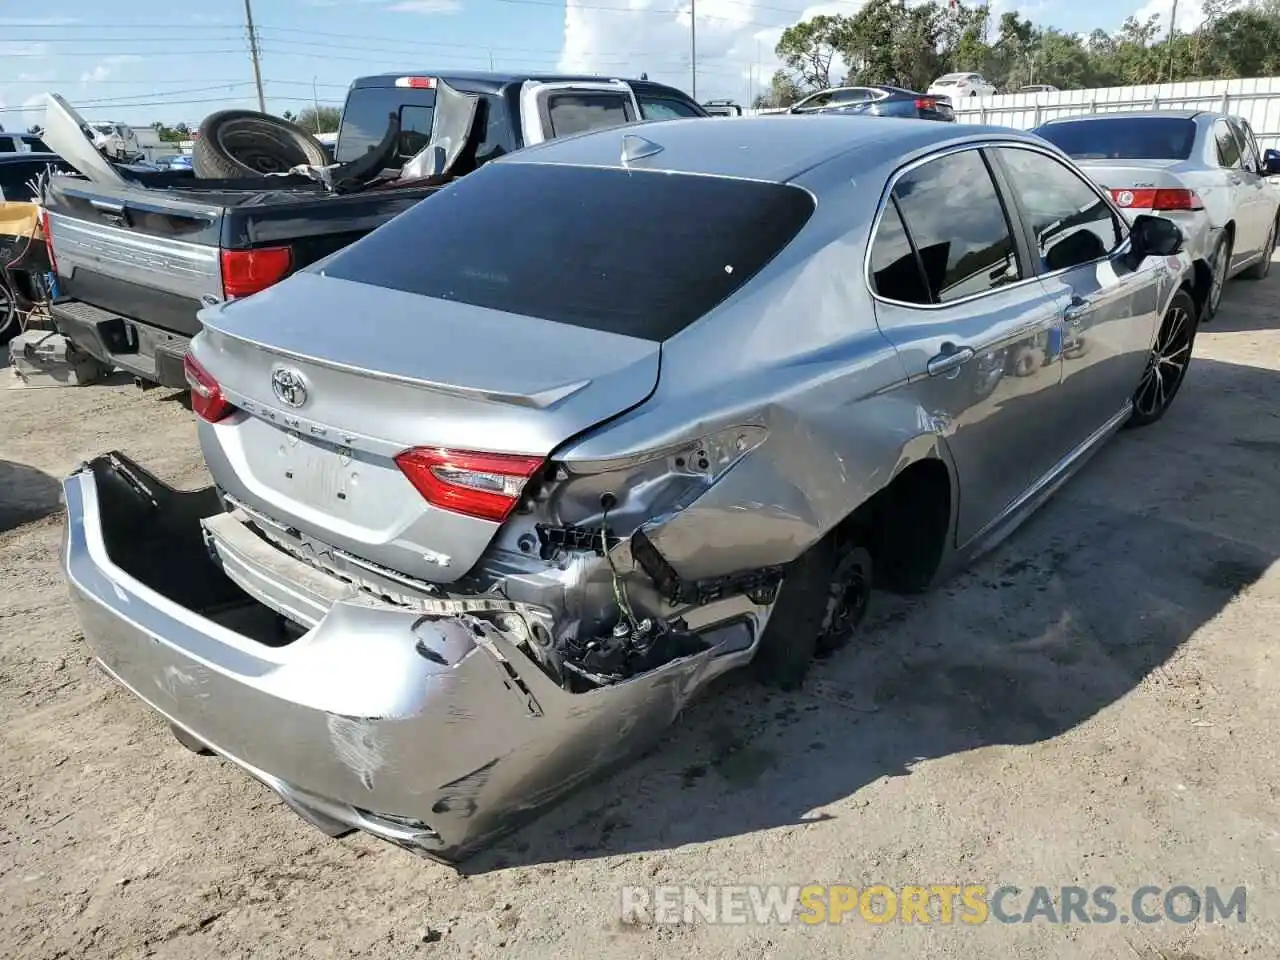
[193,271,660,583]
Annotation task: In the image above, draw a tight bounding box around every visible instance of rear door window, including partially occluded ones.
[1215,119,1242,168]
[545,92,635,138]
[317,162,815,340]
[995,146,1121,272]
[0,139,14,154]
[869,199,929,304]
[886,148,1023,303]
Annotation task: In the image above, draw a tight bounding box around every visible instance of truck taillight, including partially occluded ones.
[220,246,293,299]
[184,352,234,423]
[394,448,545,523]
[39,206,58,276]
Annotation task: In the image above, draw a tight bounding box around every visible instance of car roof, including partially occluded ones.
[1040,109,1207,123]
[501,114,1043,184]
[351,70,692,100]
[0,152,61,164]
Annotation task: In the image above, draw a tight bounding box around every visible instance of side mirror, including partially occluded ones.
[1130,214,1184,259]
[1264,148,1280,176]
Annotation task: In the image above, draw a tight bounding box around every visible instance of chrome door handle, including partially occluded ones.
[927,344,975,377]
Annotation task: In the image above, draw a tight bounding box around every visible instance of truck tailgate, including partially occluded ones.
[46,181,225,336]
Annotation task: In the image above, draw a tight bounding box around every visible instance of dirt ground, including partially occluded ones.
[2,271,1278,960]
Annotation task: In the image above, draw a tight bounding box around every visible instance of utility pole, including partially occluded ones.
[1166,0,1179,82]
[311,76,322,132]
[244,0,266,113]
[690,0,697,101]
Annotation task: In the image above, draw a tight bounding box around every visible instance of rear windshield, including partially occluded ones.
[1035,117,1196,160]
[317,162,816,340]
[335,86,436,163]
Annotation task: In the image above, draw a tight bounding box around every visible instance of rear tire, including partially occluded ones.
[751,537,872,690]
[1129,289,1197,427]
[0,279,17,346]
[1203,233,1231,321]
[1239,217,1276,280]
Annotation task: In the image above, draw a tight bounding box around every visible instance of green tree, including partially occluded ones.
[776,14,851,90]
[754,70,803,108]
[293,105,342,134]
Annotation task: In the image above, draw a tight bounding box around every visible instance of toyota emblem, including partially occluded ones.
[271,366,308,408]
[1115,190,1135,207]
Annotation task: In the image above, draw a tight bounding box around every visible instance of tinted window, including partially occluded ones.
[1215,120,1242,168]
[335,87,435,163]
[638,96,703,120]
[1232,118,1260,171]
[22,136,50,152]
[869,199,929,303]
[319,163,815,340]
[0,161,43,201]
[998,147,1120,271]
[891,149,1022,303]
[1035,117,1196,161]
[0,139,14,154]
[546,93,633,138]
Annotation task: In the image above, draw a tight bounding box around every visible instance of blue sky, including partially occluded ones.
[0,0,1181,131]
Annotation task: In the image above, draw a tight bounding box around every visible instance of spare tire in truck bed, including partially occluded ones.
[193,110,331,179]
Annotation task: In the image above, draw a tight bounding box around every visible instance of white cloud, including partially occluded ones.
[385,0,463,10]
[0,42,50,58]
[1129,0,1206,31]
[560,0,864,102]
[79,54,143,84]
[0,94,51,133]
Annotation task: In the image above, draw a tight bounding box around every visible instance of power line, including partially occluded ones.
[0,95,343,114]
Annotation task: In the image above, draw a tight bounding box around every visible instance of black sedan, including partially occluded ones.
[789,85,955,122]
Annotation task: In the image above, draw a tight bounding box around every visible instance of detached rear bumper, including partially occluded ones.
[62,454,725,863]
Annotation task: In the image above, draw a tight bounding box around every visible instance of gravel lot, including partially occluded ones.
[2,271,1278,960]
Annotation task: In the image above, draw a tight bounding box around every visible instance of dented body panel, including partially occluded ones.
[63,457,762,861]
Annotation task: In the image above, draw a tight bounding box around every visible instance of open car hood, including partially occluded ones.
[39,93,127,188]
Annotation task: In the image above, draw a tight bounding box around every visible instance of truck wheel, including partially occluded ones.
[0,279,16,346]
[751,536,872,690]
[193,110,331,179]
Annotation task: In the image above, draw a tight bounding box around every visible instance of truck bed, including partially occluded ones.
[44,172,440,386]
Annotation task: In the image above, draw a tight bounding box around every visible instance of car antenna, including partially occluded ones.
[621,133,663,166]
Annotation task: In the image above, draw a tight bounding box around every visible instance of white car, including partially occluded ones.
[927,73,997,100]
[1034,110,1280,321]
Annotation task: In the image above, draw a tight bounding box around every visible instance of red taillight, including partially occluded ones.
[394,76,437,89]
[39,206,58,276]
[1110,187,1204,212]
[183,352,234,423]
[394,448,545,523]
[915,97,937,110]
[220,246,293,299]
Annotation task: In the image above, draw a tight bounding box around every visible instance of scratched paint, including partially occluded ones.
[326,714,387,791]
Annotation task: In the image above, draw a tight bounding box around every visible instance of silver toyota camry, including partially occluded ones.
[62,115,1206,863]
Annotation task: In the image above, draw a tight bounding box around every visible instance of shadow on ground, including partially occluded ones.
[460,354,1278,872]
[0,459,62,533]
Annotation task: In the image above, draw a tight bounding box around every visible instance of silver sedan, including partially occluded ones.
[62,116,1204,863]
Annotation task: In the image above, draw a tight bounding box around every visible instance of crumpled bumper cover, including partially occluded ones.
[61,454,726,863]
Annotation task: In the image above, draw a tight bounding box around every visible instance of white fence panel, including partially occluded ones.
[951,76,1280,147]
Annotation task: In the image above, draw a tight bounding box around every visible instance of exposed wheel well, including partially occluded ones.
[1185,268,1209,319]
[839,457,951,594]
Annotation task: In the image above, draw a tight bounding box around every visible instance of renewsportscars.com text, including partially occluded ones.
[619,884,1247,926]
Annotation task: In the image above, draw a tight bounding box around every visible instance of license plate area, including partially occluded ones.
[276,432,360,510]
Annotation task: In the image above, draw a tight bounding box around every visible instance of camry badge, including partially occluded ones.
[271,366,308,408]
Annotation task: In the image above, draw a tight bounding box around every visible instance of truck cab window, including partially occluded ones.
[546,93,634,138]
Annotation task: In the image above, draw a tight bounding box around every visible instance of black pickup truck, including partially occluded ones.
[44,71,707,387]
